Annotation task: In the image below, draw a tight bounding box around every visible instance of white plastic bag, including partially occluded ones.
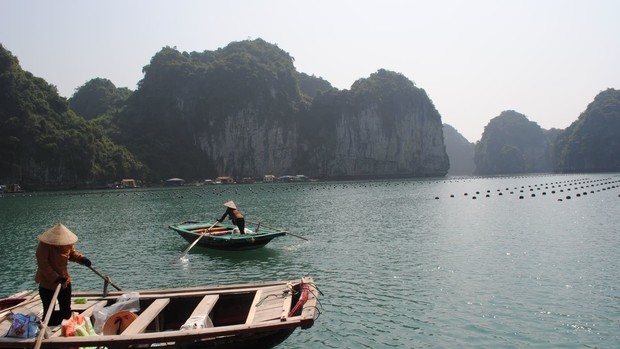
[93,292,140,334]
[180,315,207,330]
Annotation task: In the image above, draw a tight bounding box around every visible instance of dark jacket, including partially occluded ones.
[35,242,86,290]
[219,207,244,225]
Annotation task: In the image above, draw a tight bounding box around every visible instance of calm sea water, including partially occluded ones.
[1,173,619,348]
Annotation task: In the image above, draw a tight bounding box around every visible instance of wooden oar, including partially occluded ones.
[33,283,61,349]
[178,221,219,259]
[283,231,309,241]
[246,220,308,241]
[88,265,122,291]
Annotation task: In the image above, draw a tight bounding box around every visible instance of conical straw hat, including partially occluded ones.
[223,200,237,209]
[38,223,78,246]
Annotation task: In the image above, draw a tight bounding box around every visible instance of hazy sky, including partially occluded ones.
[2,0,618,142]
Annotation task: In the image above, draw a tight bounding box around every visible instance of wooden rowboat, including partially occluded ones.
[169,221,287,251]
[0,276,320,348]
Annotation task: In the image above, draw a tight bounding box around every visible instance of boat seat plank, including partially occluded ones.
[280,291,293,321]
[122,298,169,335]
[244,290,263,325]
[190,295,219,318]
[181,295,219,329]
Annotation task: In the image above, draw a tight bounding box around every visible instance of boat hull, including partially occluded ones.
[0,277,319,349]
[169,221,286,251]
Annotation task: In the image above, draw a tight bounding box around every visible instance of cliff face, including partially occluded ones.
[112,43,450,181]
[114,40,305,180]
[197,106,298,177]
[5,39,450,185]
[329,104,447,177]
[443,124,475,176]
[197,70,450,179]
[301,70,449,178]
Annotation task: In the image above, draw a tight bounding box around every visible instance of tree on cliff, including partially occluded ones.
[297,72,334,100]
[0,44,145,188]
[553,88,620,172]
[474,110,551,175]
[69,78,132,120]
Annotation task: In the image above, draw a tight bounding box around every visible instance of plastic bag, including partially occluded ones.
[62,312,97,337]
[61,312,100,349]
[180,315,207,330]
[6,312,39,338]
[93,292,140,334]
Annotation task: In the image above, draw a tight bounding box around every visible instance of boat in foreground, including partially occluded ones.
[0,276,320,349]
[169,221,287,251]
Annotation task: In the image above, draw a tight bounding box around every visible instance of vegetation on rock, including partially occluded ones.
[474,110,551,175]
[553,88,620,172]
[0,44,145,189]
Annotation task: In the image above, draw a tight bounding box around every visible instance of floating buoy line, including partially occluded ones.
[436,175,620,202]
[1,174,619,207]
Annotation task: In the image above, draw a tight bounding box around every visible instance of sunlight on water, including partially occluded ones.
[1,174,619,348]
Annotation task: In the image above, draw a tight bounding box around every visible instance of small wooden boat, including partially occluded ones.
[169,221,287,251]
[0,276,320,349]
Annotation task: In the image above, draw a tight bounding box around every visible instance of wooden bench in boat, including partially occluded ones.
[122,298,169,335]
[181,294,219,329]
[191,295,219,318]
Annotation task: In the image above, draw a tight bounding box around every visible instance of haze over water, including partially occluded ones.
[1,173,619,348]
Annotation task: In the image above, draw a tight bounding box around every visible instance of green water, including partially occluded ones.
[1,173,619,348]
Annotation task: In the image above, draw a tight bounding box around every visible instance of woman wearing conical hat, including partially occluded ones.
[217,201,246,234]
[34,223,92,326]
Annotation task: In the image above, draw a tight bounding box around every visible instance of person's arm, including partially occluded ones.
[68,246,91,266]
[218,210,228,222]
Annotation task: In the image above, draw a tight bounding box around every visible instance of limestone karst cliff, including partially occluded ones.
[443,124,474,176]
[2,39,451,187]
[299,70,449,178]
[113,42,449,180]
[474,110,551,175]
[553,88,620,172]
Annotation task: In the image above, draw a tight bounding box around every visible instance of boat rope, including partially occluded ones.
[302,305,323,320]
[306,283,324,309]
[254,288,296,307]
